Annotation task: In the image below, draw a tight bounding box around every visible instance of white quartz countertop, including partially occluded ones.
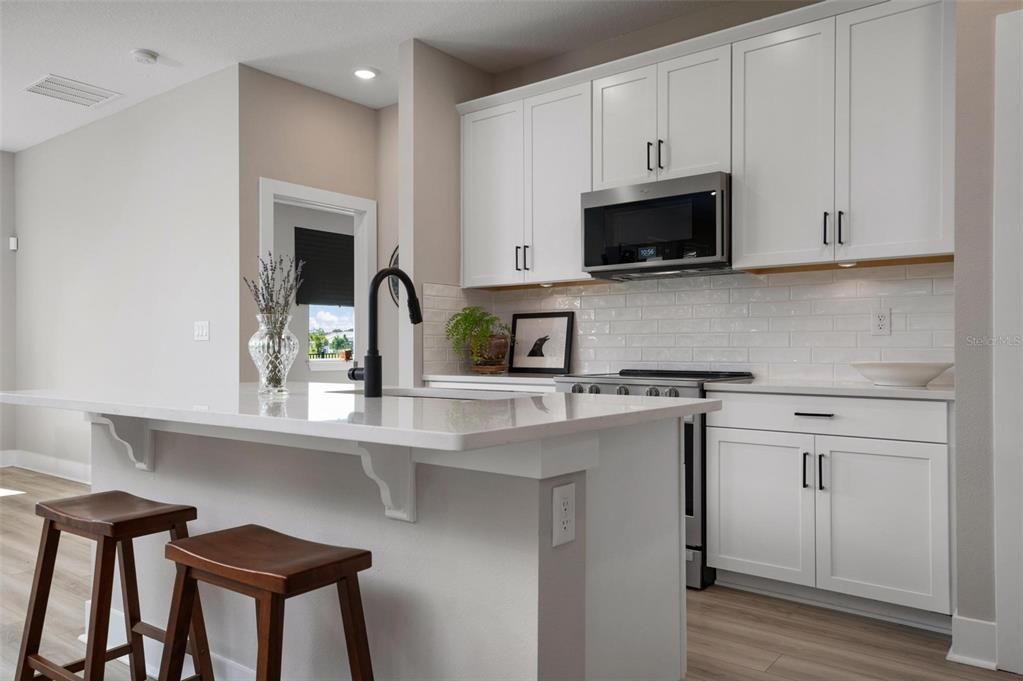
[0,382,720,451]
[704,379,955,401]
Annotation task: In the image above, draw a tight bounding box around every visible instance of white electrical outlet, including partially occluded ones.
[871,307,892,336]
[193,321,210,342]
[552,483,576,547]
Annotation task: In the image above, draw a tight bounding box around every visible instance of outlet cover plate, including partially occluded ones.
[871,308,892,336]
[552,483,576,547]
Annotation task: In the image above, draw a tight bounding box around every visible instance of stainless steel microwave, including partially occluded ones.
[581,172,730,280]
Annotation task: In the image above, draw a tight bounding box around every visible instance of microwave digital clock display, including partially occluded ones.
[638,246,658,259]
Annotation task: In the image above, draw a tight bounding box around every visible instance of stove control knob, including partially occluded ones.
[616,385,630,395]
[571,383,586,394]
[645,387,660,397]
[665,387,680,398]
[587,384,601,394]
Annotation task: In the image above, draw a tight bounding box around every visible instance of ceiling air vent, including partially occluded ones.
[25,74,120,107]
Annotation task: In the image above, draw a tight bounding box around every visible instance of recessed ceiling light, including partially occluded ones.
[131,48,159,65]
[353,67,378,80]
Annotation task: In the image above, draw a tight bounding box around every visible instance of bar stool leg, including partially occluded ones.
[159,564,197,681]
[84,536,118,680]
[117,539,147,681]
[15,519,61,681]
[337,575,374,681]
[255,593,285,681]
[170,522,215,680]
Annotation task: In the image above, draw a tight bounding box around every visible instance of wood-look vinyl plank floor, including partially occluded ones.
[1,467,1020,681]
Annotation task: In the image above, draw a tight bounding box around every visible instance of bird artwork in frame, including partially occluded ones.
[509,311,574,374]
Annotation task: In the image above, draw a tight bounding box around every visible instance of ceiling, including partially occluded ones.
[0,0,734,152]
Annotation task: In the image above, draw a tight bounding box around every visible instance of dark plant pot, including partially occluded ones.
[472,335,510,374]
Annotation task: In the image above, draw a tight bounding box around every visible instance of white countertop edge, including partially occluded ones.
[0,390,719,452]
[704,381,955,401]
[423,373,558,385]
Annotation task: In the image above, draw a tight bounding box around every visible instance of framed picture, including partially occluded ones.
[509,311,574,374]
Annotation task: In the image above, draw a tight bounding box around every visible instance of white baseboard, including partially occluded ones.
[946,613,998,670]
[83,602,255,680]
[1,450,91,484]
[714,570,952,634]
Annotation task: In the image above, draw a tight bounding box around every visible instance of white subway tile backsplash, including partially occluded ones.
[750,301,812,317]
[627,292,676,307]
[423,263,954,380]
[594,307,642,321]
[750,347,811,363]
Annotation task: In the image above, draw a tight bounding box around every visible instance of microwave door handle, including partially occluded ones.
[646,142,653,172]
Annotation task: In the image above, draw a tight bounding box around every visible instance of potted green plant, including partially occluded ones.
[445,306,512,374]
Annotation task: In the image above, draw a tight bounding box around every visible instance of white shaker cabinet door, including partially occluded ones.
[524,83,592,284]
[731,19,837,269]
[707,427,817,587]
[592,65,658,190]
[461,102,525,288]
[815,435,950,614]
[657,45,732,178]
[834,0,954,261]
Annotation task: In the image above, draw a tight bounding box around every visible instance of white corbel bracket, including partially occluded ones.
[86,413,154,472]
[358,443,416,523]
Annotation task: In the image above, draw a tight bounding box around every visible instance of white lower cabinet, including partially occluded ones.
[708,425,950,614]
[706,428,816,586]
[815,435,950,613]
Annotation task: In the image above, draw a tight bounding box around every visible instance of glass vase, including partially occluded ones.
[248,314,299,396]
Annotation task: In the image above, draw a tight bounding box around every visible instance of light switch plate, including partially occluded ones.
[552,483,576,547]
[193,321,210,342]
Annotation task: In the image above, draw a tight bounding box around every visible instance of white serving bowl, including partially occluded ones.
[851,361,953,387]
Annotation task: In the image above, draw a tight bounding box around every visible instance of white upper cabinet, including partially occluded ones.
[732,19,837,269]
[657,45,731,179]
[592,65,658,190]
[834,1,954,261]
[461,102,525,288]
[815,435,950,613]
[524,83,592,284]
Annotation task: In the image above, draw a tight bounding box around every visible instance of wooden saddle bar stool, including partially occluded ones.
[160,524,374,681]
[15,490,215,681]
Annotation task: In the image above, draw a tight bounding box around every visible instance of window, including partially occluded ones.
[308,304,355,360]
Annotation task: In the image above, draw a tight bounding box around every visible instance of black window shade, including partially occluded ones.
[294,227,355,307]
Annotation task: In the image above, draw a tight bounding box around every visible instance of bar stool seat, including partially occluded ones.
[37,490,197,538]
[167,524,372,596]
[161,524,374,681]
[16,491,214,681]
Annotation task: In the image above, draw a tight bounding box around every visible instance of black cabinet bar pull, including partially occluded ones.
[818,454,825,491]
[515,246,522,271]
[823,211,830,245]
[646,142,654,172]
[802,452,810,489]
[523,244,530,270]
[794,412,834,418]
[837,210,845,244]
[657,139,665,169]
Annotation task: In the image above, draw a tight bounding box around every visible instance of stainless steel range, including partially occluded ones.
[554,369,753,589]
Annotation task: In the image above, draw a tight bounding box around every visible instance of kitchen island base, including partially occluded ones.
[85,417,685,681]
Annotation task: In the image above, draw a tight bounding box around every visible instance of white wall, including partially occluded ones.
[0,152,15,452]
[12,66,240,478]
[271,202,355,383]
[422,264,954,381]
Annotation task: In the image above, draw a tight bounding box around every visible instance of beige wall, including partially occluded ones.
[13,66,241,478]
[397,40,494,384]
[493,0,814,91]
[238,65,379,381]
[954,0,1023,623]
[0,151,14,451]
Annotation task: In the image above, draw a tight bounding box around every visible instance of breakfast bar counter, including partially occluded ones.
[0,382,719,681]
